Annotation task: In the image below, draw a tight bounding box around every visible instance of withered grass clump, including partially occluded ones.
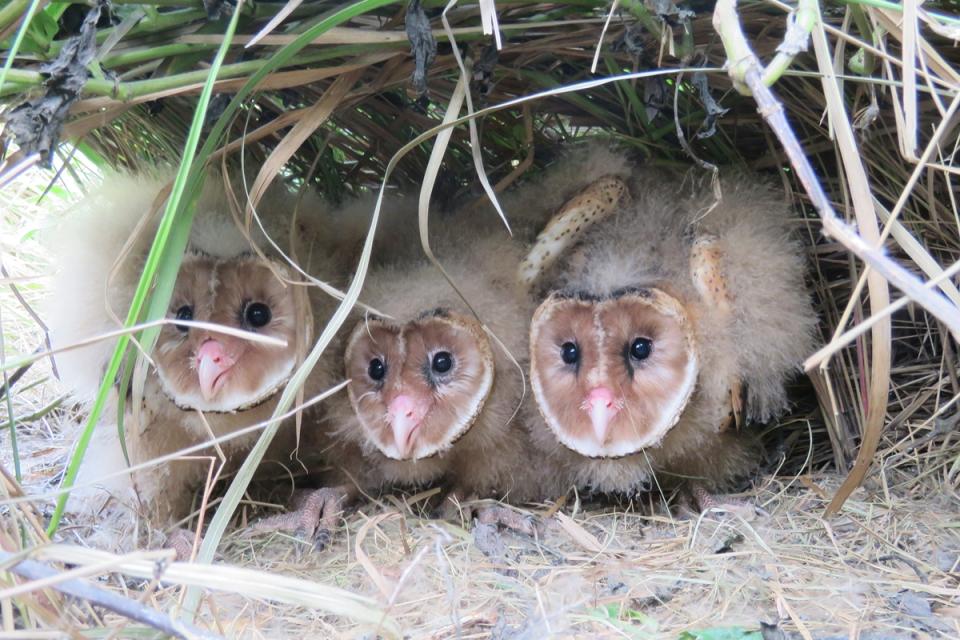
[1,0,959,637]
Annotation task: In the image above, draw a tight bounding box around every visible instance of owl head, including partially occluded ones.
[343,308,495,461]
[529,287,699,457]
[154,252,307,412]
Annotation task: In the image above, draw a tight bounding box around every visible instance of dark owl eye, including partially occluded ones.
[174,305,193,333]
[630,337,653,361]
[561,341,579,365]
[244,302,272,328]
[431,351,453,374]
[368,358,386,381]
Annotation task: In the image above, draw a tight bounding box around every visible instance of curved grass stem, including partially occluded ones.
[710,0,960,515]
[0,0,29,35]
[46,0,246,537]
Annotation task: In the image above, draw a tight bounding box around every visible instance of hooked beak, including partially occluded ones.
[196,339,236,401]
[586,387,620,445]
[387,394,427,458]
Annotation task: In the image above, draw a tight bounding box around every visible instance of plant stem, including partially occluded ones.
[521,69,624,128]
[85,0,202,5]
[46,0,245,537]
[1,44,397,99]
[713,0,960,330]
[0,0,29,34]
[847,4,877,76]
[180,0,401,619]
[762,0,817,86]
[837,0,960,28]
[0,0,41,95]
[46,9,208,56]
[0,551,223,640]
[0,395,66,433]
[0,308,20,482]
[101,42,217,68]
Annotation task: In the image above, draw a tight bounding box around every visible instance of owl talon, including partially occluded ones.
[252,486,348,550]
[313,528,332,551]
[434,487,476,523]
[470,506,539,577]
[473,521,518,576]
[433,497,461,523]
[476,505,540,537]
[688,485,764,519]
[166,527,198,562]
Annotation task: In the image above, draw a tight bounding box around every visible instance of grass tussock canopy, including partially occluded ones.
[1,0,960,637]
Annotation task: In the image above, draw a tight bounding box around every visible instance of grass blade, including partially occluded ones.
[47,0,245,535]
[0,0,41,95]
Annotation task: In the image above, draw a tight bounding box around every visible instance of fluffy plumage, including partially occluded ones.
[45,173,338,531]
[314,211,543,505]
[524,147,818,494]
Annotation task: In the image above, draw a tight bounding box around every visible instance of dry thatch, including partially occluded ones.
[2,0,960,637]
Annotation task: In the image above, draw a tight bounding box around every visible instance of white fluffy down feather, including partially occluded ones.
[44,172,343,544]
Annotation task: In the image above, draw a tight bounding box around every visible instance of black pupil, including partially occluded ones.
[175,305,193,332]
[630,337,652,361]
[368,358,385,381]
[245,302,271,328]
[432,351,453,374]
[561,341,579,364]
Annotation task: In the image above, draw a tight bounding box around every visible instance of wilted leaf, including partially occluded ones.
[405,0,436,101]
[203,0,235,20]
[4,0,106,164]
[692,71,729,140]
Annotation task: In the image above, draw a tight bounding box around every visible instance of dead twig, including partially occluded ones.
[711,0,910,515]
[713,0,957,339]
[0,551,223,640]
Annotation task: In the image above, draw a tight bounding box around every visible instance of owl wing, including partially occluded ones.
[689,234,744,431]
[517,176,631,292]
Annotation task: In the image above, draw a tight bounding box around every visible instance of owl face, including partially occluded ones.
[154,252,304,412]
[529,288,699,457]
[344,309,494,461]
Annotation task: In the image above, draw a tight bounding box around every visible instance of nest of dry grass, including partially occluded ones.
[1,0,960,637]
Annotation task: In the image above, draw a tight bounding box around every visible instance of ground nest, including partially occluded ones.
[2,0,960,637]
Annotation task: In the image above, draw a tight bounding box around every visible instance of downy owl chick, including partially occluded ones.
[343,220,541,497]
[264,205,543,543]
[523,150,818,497]
[45,173,337,538]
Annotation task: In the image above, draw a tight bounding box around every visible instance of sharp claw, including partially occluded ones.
[476,506,541,538]
[688,484,762,519]
[313,528,332,552]
[249,487,346,551]
[166,528,197,562]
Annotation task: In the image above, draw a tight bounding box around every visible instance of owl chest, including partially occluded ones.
[574,453,658,494]
[375,452,450,487]
[138,381,275,454]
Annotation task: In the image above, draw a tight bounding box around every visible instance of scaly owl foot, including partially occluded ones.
[253,486,348,551]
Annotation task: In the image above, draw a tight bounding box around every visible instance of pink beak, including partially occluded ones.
[586,387,620,444]
[196,339,236,401]
[387,394,426,458]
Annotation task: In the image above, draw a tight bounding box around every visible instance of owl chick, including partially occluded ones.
[257,208,546,545]
[46,174,337,539]
[524,155,818,498]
